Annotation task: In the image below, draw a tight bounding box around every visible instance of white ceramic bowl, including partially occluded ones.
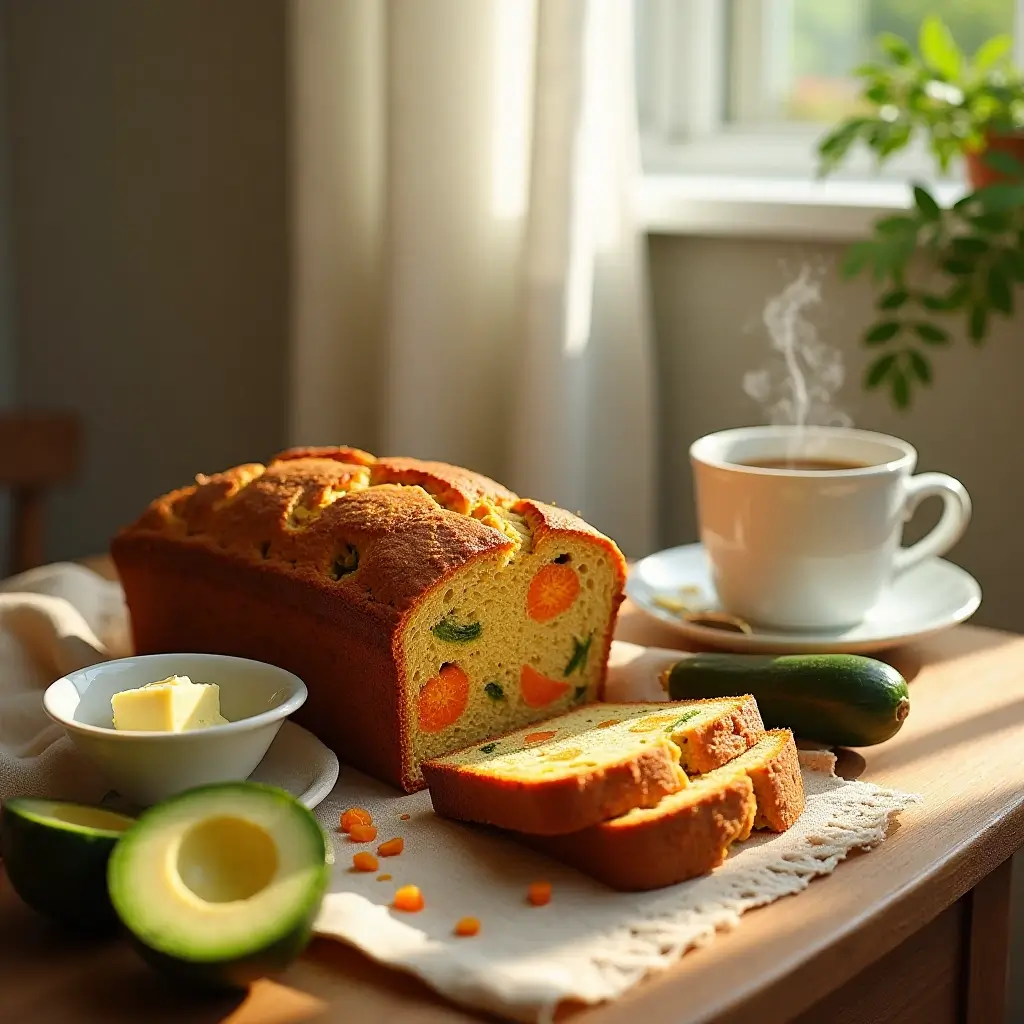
[43,653,307,806]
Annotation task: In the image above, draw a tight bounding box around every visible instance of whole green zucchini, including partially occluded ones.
[662,653,910,747]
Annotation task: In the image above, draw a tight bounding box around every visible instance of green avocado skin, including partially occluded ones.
[128,893,326,993]
[665,653,910,747]
[0,803,122,934]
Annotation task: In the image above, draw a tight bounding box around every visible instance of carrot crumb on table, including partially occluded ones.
[454,916,481,937]
[352,852,379,872]
[527,881,552,906]
[349,823,378,843]
[340,807,372,833]
[393,885,424,912]
[399,813,411,820]
[378,837,404,857]
[377,873,392,881]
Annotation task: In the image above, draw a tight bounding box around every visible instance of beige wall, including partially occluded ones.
[4,0,288,561]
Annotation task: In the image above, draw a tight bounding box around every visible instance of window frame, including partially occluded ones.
[636,0,1024,184]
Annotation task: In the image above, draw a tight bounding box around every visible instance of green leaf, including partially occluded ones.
[906,349,933,384]
[973,184,1024,213]
[913,185,941,220]
[987,264,1014,314]
[667,709,704,732]
[968,304,988,343]
[875,214,919,236]
[913,322,950,344]
[942,257,975,276]
[479,742,497,754]
[951,237,990,257]
[982,150,1024,180]
[969,211,1014,232]
[852,62,884,78]
[878,32,914,67]
[562,633,593,677]
[483,681,506,702]
[865,321,902,344]
[865,352,898,388]
[841,241,875,277]
[972,35,1012,73]
[920,293,953,311]
[432,616,483,643]
[919,16,962,81]
[891,369,911,409]
[999,248,1024,282]
[879,289,910,310]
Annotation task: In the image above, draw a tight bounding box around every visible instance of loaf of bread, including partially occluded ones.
[523,772,756,891]
[423,699,763,834]
[111,447,627,791]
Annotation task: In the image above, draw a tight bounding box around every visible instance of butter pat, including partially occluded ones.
[111,675,229,732]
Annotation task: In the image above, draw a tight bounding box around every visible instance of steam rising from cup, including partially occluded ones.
[743,263,851,455]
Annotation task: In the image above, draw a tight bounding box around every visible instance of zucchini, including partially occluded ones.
[663,653,909,747]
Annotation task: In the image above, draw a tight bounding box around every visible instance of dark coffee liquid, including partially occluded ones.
[742,457,871,471]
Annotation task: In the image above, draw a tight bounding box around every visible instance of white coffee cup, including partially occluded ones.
[690,425,972,631]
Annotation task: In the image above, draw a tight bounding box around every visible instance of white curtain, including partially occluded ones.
[289,0,655,557]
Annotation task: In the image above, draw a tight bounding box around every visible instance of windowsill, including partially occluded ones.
[637,175,966,242]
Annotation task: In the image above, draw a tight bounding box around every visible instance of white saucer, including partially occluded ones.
[626,543,982,654]
[248,719,340,808]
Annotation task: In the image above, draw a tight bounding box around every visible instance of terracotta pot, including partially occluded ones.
[964,131,1024,189]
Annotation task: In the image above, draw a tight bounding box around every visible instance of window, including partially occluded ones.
[636,0,1020,180]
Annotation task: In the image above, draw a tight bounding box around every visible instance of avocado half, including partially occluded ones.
[0,797,135,933]
[107,782,329,991]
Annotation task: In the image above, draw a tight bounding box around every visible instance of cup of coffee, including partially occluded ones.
[689,425,972,631]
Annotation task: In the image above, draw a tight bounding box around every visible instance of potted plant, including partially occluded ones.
[817,15,1024,408]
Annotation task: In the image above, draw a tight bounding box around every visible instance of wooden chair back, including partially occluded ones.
[0,412,82,575]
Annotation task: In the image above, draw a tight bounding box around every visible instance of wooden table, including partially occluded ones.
[3,561,1023,1024]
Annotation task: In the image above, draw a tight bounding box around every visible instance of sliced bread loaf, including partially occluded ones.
[423,699,764,835]
[523,772,756,891]
[700,728,804,835]
[423,704,692,835]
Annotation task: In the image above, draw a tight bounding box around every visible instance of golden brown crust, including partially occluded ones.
[747,729,804,832]
[272,445,377,467]
[524,775,755,891]
[674,695,766,774]
[423,739,687,836]
[112,449,627,792]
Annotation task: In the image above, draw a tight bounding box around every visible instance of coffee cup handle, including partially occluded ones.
[893,473,972,575]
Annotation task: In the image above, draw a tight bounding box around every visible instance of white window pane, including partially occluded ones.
[729,0,1016,126]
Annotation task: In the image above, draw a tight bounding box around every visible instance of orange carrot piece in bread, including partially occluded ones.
[417,664,470,733]
[527,563,581,622]
[520,665,571,709]
[524,730,558,744]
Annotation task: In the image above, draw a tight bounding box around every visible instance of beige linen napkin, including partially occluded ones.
[0,564,918,1023]
[0,563,131,803]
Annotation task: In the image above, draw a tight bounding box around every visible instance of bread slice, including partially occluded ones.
[523,772,756,891]
[700,728,804,836]
[623,696,765,773]
[423,704,692,835]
